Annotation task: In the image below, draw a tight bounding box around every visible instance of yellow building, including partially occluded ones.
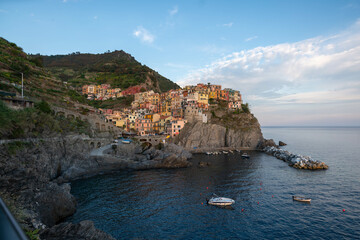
[208,91,217,99]
[198,91,208,105]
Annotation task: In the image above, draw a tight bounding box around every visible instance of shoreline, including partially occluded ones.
[0,135,192,240]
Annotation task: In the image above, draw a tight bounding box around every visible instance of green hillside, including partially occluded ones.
[41,51,179,92]
[0,37,179,110]
[0,37,69,106]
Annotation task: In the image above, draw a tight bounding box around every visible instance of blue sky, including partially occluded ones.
[1,0,360,126]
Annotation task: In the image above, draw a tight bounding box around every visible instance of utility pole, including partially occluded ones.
[21,73,24,98]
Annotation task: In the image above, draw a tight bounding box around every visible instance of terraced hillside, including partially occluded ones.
[41,50,179,93]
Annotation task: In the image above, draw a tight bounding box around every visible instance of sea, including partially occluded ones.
[67,127,360,239]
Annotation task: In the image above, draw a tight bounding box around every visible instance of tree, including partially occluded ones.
[241,103,250,114]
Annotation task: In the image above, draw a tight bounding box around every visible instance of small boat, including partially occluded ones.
[207,194,235,206]
[122,139,131,144]
[223,151,229,154]
[241,153,250,158]
[229,150,234,154]
[205,152,212,155]
[292,196,311,203]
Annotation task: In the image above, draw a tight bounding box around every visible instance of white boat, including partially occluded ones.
[293,196,311,203]
[206,152,212,155]
[207,194,235,206]
[223,151,229,154]
[241,153,250,158]
[122,139,131,144]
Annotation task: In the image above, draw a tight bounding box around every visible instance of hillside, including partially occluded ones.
[41,51,179,93]
[0,37,179,110]
[0,37,70,106]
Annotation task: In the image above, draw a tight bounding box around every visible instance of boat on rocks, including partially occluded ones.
[207,194,235,206]
[293,196,311,203]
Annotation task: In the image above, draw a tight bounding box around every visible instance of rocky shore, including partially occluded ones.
[263,146,328,170]
[174,115,264,151]
[0,135,192,239]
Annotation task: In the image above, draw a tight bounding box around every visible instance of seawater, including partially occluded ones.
[67,127,360,239]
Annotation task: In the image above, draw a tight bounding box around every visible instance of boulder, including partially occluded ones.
[198,161,211,168]
[279,141,287,146]
[35,183,76,226]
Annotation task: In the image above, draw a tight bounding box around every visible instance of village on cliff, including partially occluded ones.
[81,83,243,136]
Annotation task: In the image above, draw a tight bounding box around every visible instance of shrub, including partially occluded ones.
[241,103,250,114]
[35,100,52,114]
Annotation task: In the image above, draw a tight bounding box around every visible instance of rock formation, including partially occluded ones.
[263,146,328,170]
[174,113,264,151]
[0,135,191,239]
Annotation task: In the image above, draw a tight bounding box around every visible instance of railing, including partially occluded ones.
[0,197,28,240]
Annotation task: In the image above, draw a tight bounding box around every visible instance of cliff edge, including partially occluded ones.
[174,111,264,151]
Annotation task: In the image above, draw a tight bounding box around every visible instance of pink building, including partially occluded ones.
[170,119,187,137]
[135,118,153,136]
[228,101,242,110]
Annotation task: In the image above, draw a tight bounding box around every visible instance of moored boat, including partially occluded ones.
[207,194,235,206]
[241,153,250,158]
[292,196,311,203]
[122,139,131,144]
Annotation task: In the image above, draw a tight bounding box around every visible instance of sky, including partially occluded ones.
[1,0,360,126]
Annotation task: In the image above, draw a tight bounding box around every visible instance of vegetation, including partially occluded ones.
[87,95,134,109]
[41,50,179,92]
[0,100,91,139]
[25,229,40,240]
[5,141,32,155]
[241,103,250,114]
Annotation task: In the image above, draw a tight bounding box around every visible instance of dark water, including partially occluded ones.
[68,127,360,239]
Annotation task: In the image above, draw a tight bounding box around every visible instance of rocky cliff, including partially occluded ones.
[174,112,264,151]
[0,135,191,239]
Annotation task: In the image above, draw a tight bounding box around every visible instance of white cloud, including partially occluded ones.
[179,20,360,126]
[133,26,155,44]
[245,36,258,42]
[223,22,233,28]
[169,6,178,16]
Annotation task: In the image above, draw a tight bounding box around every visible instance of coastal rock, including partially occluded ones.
[40,220,116,240]
[279,141,287,146]
[35,183,77,226]
[174,114,264,151]
[258,139,278,149]
[164,143,193,159]
[0,135,192,239]
[198,161,211,167]
[263,146,328,170]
